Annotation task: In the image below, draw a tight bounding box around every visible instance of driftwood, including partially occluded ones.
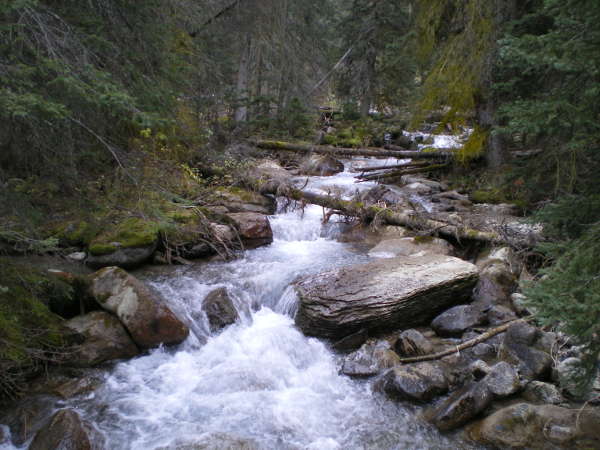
[258,181,502,244]
[357,164,449,181]
[252,140,452,159]
[397,318,528,364]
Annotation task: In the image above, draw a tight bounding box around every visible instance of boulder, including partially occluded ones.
[341,340,400,377]
[394,329,433,357]
[252,159,292,182]
[431,305,486,337]
[226,212,273,248]
[202,287,239,333]
[3,396,56,446]
[473,247,521,307]
[470,403,600,448]
[425,381,493,431]
[486,304,517,325]
[368,237,453,259]
[88,267,189,349]
[359,185,409,209]
[65,311,139,366]
[183,223,237,259]
[499,321,552,381]
[522,381,564,405]
[377,362,448,403]
[299,154,344,176]
[294,254,479,339]
[87,218,159,269]
[483,361,521,397]
[556,357,587,398]
[400,175,446,192]
[212,187,276,215]
[29,409,104,450]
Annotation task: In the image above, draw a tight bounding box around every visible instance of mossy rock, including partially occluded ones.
[0,259,79,397]
[471,189,506,204]
[50,220,99,247]
[211,186,275,214]
[88,218,160,256]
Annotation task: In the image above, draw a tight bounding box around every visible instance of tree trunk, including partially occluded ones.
[234,34,252,123]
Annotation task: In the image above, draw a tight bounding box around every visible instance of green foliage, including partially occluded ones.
[524,225,600,397]
[457,128,487,164]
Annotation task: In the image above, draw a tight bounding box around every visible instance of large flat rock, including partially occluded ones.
[294,254,479,339]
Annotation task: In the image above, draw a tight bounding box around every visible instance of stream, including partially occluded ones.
[3,154,478,449]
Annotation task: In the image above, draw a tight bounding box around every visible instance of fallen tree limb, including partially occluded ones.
[358,164,449,181]
[258,181,501,244]
[397,318,530,364]
[252,140,452,159]
[352,161,431,173]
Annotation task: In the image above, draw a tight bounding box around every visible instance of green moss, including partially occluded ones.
[338,138,361,148]
[457,127,487,164]
[338,128,353,139]
[0,258,76,395]
[215,186,259,203]
[471,189,506,204]
[52,220,99,246]
[323,135,338,146]
[414,235,435,244]
[88,217,160,256]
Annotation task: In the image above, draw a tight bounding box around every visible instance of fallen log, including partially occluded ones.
[252,140,452,159]
[357,164,449,182]
[258,181,501,244]
[352,161,431,173]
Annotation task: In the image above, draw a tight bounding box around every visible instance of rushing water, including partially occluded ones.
[2,160,478,450]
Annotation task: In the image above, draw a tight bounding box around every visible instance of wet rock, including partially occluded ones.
[341,340,399,377]
[29,409,104,450]
[226,212,273,249]
[294,254,479,339]
[499,321,552,381]
[202,287,239,333]
[431,305,486,338]
[88,267,189,349]
[394,329,433,357]
[332,328,368,352]
[483,361,521,397]
[473,247,521,308]
[65,311,139,366]
[377,362,448,403]
[2,396,56,446]
[360,185,409,209]
[523,381,564,405]
[368,236,453,259]
[470,403,600,448]
[425,381,493,431]
[251,159,292,182]
[156,432,260,450]
[299,154,344,176]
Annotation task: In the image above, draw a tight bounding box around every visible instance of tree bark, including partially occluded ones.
[234,34,252,123]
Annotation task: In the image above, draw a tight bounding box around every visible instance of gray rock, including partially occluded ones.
[499,321,552,381]
[251,159,292,182]
[65,311,139,366]
[294,254,479,339]
[556,357,587,398]
[470,403,600,448]
[88,267,189,349]
[299,154,344,176]
[3,396,56,446]
[486,304,517,325]
[29,409,105,450]
[511,292,532,315]
[483,361,521,397]
[87,244,157,270]
[212,188,276,215]
[341,340,399,377]
[67,252,87,262]
[332,328,368,353]
[523,381,564,405]
[202,288,239,333]
[368,237,453,259]
[226,212,273,248]
[394,329,433,357]
[431,305,486,337]
[473,247,521,307]
[426,381,493,431]
[377,362,448,403]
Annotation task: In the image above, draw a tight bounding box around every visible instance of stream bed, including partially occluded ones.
[2,158,479,449]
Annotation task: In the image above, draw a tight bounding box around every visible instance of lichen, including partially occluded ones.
[457,127,488,164]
